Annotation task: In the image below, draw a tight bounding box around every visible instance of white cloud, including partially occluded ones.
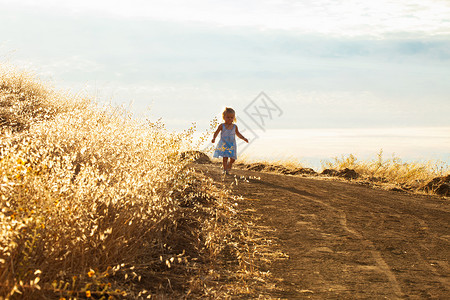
[2,0,450,37]
[1,1,449,131]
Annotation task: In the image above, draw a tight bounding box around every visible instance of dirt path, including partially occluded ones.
[195,164,450,299]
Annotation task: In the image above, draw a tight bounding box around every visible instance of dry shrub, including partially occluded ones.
[322,149,449,189]
[0,66,87,133]
[0,66,270,299]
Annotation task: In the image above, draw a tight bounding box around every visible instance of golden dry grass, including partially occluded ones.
[322,150,449,189]
[222,145,448,194]
[235,156,304,170]
[0,66,273,299]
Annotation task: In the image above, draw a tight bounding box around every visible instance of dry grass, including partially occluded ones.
[235,156,304,170]
[220,146,448,194]
[322,150,449,189]
[0,66,273,299]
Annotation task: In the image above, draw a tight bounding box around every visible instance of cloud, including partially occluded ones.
[1,4,449,130]
[2,0,450,37]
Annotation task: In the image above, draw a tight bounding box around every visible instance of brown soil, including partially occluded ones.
[194,164,450,299]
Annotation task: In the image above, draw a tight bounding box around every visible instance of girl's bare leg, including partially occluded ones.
[228,158,235,171]
[222,157,229,171]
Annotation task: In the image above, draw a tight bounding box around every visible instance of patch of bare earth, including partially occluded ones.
[195,164,449,299]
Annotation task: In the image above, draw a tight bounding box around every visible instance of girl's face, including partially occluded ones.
[224,113,235,124]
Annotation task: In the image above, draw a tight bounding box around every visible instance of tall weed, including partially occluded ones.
[0,66,265,298]
[322,149,449,188]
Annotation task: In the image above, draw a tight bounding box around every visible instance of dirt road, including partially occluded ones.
[195,164,449,299]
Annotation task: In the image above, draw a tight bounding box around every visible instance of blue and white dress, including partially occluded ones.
[213,123,237,159]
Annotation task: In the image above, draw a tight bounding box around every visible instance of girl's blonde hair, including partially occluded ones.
[222,107,236,122]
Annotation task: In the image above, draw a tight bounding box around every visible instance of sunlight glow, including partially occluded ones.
[238,127,450,168]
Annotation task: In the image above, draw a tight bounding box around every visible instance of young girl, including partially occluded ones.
[212,107,248,175]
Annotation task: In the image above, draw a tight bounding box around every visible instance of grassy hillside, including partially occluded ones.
[0,66,271,299]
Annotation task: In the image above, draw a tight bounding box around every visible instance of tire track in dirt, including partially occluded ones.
[329,190,450,298]
[250,178,405,298]
[194,164,449,299]
[335,208,404,298]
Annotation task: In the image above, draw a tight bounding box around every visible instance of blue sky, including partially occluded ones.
[1,0,450,132]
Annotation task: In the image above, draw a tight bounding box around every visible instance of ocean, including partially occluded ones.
[226,127,450,170]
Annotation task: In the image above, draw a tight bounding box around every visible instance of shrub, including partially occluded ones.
[0,66,266,298]
[322,149,449,189]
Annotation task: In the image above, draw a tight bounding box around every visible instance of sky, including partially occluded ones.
[1,0,449,163]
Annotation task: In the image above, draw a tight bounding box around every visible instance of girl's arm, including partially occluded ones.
[235,125,249,143]
[211,124,222,143]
